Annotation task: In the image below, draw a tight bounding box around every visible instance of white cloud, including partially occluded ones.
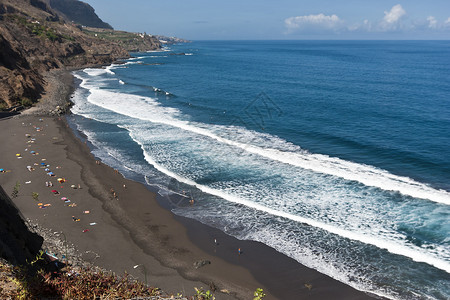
[445,17,450,24]
[427,16,438,29]
[378,4,407,31]
[285,13,343,32]
[383,4,406,24]
[348,19,372,32]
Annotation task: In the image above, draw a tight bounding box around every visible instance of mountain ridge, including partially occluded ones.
[46,0,113,29]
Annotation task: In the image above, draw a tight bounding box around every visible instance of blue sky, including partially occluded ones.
[83,0,450,40]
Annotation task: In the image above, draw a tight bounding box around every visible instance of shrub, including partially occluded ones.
[21,98,33,107]
[11,181,20,198]
[0,102,9,111]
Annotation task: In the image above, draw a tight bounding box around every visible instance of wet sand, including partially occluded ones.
[0,70,379,300]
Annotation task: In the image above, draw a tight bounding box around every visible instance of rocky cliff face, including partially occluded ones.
[0,0,132,110]
[47,0,113,29]
[0,185,43,266]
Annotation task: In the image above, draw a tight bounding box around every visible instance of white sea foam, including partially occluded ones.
[132,134,450,273]
[72,69,450,275]
[124,61,142,65]
[146,47,171,52]
[83,68,108,76]
[79,78,450,206]
[105,65,115,75]
[128,56,146,60]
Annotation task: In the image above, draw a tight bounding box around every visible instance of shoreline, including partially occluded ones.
[0,68,380,299]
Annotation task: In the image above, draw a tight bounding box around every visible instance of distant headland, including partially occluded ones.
[0,0,187,112]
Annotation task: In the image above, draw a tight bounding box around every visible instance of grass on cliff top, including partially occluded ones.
[6,14,75,42]
[82,28,145,41]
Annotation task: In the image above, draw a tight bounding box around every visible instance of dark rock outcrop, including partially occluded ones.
[0,185,43,266]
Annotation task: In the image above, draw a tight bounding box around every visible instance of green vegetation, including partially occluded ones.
[253,288,266,300]
[194,287,215,300]
[20,98,33,107]
[0,102,8,111]
[0,261,161,299]
[11,182,20,199]
[83,28,139,41]
[31,192,39,202]
[82,28,159,51]
[30,23,60,42]
[26,251,45,266]
[7,14,72,42]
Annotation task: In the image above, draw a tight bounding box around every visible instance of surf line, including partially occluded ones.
[72,78,450,273]
[137,144,450,274]
[80,83,450,206]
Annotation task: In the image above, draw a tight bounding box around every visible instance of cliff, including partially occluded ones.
[82,27,161,52]
[0,0,160,111]
[47,0,113,29]
[0,185,43,266]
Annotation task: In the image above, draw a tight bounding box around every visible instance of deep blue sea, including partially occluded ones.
[69,41,450,299]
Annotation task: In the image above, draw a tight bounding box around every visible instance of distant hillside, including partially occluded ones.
[83,27,161,52]
[154,35,190,45]
[0,0,161,111]
[47,0,112,29]
[0,0,128,110]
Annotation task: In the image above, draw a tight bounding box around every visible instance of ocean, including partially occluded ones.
[69,40,450,299]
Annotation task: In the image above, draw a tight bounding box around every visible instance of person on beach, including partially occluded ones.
[238,248,241,255]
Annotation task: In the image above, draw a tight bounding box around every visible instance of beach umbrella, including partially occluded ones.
[48,172,54,176]
[30,150,36,154]
[44,168,49,171]
[16,153,21,157]
[61,197,67,201]
[70,184,76,189]
[41,163,46,165]
[51,190,58,194]
[0,169,4,172]
[57,178,65,183]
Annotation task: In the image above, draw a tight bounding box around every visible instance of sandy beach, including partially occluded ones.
[0,70,378,300]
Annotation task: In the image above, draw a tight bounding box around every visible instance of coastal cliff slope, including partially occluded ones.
[0,185,43,266]
[46,0,113,29]
[0,0,159,111]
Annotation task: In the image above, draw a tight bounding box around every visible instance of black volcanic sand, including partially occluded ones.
[0,73,379,300]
